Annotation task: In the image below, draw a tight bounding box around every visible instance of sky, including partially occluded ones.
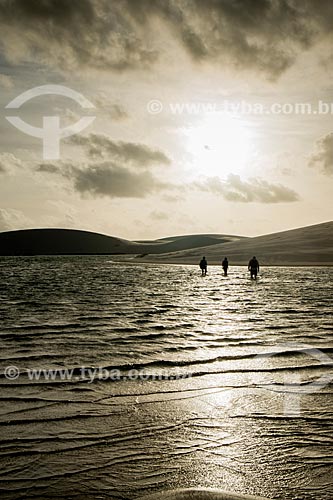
[0,0,332,239]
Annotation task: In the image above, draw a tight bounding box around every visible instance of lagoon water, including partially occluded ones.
[0,257,332,500]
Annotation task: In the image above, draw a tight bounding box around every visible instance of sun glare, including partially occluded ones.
[184,113,254,177]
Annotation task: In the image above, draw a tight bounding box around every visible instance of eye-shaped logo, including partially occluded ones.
[5,84,96,160]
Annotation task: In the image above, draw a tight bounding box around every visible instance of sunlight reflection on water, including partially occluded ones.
[0,258,332,499]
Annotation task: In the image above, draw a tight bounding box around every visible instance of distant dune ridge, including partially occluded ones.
[0,221,332,265]
[0,228,242,256]
[138,221,333,266]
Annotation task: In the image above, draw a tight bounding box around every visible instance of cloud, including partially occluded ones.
[0,153,22,173]
[36,163,62,174]
[37,132,172,199]
[309,132,333,175]
[0,0,157,72]
[68,133,171,166]
[69,163,168,198]
[175,0,333,78]
[37,161,171,199]
[104,104,128,120]
[94,96,129,120]
[177,0,332,72]
[0,1,332,78]
[196,174,299,203]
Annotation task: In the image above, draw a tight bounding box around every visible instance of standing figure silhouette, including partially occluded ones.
[199,256,207,276]
[222,257,229,276]
[248,256,259,279]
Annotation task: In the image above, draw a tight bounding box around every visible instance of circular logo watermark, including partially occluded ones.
[5,84,96,160]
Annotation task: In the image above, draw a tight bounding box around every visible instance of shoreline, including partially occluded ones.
[111,256,333,266]
[118,260,333,267]
[0,254,332,266]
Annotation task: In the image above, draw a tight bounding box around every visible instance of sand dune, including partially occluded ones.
[138,221,333,266]
[0,222,331,264]
[0,229,138,256]
[0,228,242,256]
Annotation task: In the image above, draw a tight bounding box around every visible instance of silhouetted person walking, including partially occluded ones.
[200,256,207,276]
[248,256,259,279]
[222,257,229,276]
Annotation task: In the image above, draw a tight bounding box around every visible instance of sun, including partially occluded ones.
[184,113,254,177]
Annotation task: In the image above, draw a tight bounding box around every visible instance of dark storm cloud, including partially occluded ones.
[68,163,168,199]
[37,159,299,202]
[309,133,333,176]
[0,0,332,77]
[68,134,171,166]
[167,0,333,78]
[196,174,300,203]
[0,0,157,72]
[36,163,61,174]
[36,160,171,199]
[37,133,172,199]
